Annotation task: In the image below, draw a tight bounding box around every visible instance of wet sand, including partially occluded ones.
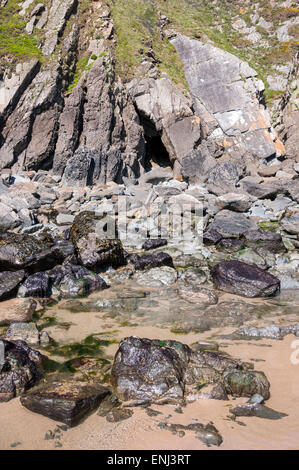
[1,287,299,450]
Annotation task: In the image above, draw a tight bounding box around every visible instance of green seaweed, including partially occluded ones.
[44,333,117,359]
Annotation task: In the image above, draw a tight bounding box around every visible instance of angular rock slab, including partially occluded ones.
[21,379,110,426]
[211,260,280,298]
[171,34,282,160]
[4,322,40,345]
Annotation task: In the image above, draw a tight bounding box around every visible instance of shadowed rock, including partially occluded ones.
[0,270,25,300]
[142,238,167,250]
[132,252,174,271]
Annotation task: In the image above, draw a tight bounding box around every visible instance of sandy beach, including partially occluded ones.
[1,287,299,450]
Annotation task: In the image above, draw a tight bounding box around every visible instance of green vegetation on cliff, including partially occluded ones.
[0,0,42,67]
[107,0,299,101]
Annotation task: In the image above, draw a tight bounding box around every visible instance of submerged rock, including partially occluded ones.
[20,377,110,426]
[135,266,178,287]
[0,340,43,402]
[159,421,223,447]
[211,260,280,297]
[106,407,134,423]
[230,403,287,420]
[178,284,218,306]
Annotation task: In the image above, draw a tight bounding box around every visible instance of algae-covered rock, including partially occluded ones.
[0,232,73,272]
[70,212,125,270]
[223,370,270,399]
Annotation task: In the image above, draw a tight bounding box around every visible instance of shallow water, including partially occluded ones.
[0,286,299,450]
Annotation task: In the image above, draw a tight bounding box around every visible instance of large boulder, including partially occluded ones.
[0,202,20,232]
[181,147,217,184]
[127,77,200,171]
[62,146,94,187]
[281,208,299,236]
[211,260,280,297]
[3,322,41,345]
[244,229,285,253]
[223,370,270,399]
[49,264,108,298]
[242,181,281,200]
[0,339,43,402]
[207,162,242,196]
[111,337,188,404]
[111,337,270,404]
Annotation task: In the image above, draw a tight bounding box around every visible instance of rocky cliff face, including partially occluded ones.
[0,0,298,184]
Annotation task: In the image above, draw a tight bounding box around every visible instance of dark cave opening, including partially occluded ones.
[144,134,173,170]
